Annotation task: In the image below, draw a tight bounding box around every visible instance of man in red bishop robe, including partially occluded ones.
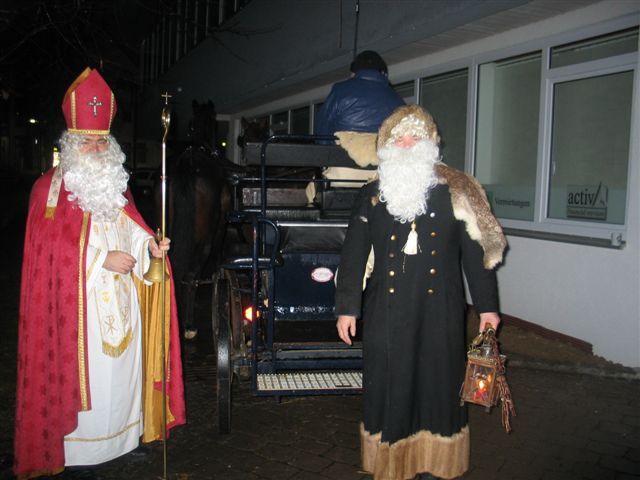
[13,68,186,479]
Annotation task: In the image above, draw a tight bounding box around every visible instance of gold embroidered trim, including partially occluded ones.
[102,327,133,358]
[45,167,63,220]
[108,92,115,130]
[64,420,140,442]
[67,128,111,135]
[86,248,101,279]
[71,92,77,129]
[78,212,90,410]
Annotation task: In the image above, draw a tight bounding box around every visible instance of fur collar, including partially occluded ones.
[435,163,506,269]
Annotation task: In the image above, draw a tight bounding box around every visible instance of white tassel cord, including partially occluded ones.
[402,221,420,255]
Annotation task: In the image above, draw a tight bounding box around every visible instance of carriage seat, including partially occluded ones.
[260,207,322,222]
[279,225,346,253]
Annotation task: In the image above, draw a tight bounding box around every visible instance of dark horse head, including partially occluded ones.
[237,116,270,148]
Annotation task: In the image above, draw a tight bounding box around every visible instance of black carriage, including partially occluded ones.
[213,135,371,433]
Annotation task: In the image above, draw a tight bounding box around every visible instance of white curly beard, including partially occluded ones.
[377,139,440,223]
[59,132,129,222]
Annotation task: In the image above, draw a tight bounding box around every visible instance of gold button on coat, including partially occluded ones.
[430,268,437,275]
[389,252,395,258]
[390,234,396,240]
[431,250,437,256]
[430,231,437,238]
[389,270,395,277]
[427,288,434,295]
[389,288,395,294]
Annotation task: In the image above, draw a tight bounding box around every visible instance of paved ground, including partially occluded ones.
[0,177,638,480]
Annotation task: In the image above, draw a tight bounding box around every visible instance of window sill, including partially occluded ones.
[503,227,626,249]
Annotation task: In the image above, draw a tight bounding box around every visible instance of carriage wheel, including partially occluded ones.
[214,276,232,434]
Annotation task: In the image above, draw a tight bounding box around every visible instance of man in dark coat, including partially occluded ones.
[315,50,404,136]
[335,105,506,480]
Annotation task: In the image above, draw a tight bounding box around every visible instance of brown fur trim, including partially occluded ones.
[335,131,379,167]
[436,163,506,269]
[361,423,470,480]
[377,105,440,149]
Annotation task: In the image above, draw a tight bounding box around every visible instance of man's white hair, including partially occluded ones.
[377,139,440,223]
[59,132,129,222]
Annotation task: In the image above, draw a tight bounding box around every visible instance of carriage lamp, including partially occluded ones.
[243,306,262,322]
[460,327,502,410]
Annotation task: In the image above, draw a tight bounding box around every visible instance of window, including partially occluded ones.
[475,52,541,221]
[271,111,289,135]
[548,71,633,225]
[550,27,638,68]
[420,69,468,171]
[393,80,415,103]
[291,106,310,134]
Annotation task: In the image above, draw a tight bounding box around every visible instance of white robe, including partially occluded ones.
[64,211,152,466]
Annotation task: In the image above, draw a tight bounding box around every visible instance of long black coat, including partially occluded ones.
[335,180,499,446]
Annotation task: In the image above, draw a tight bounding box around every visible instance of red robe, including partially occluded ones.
[13,168,186,478]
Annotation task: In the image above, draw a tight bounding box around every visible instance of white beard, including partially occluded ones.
[59,132,129,222]
[377,139,440,223]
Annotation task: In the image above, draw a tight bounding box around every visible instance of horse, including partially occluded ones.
[156,100,241,340]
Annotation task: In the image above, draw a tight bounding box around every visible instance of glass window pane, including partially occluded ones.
[420,69,468,171]
[393,80,415,102]
[291,106,310,134]
[547,71,632,225]
[551,27,638,69]
[475,52,541,221]
[271,111,288,134]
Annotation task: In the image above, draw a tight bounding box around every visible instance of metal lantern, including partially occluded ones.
[460,326,516,432]
[461,327,503,409]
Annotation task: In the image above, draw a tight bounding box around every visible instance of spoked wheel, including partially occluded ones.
[213,275,232,434]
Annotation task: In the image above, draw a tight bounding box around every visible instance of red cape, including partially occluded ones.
[14,169,185,478]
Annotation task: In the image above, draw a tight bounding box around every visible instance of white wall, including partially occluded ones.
[232,1,640,366]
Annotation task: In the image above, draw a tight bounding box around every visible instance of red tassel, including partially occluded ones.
[497,375,516,433]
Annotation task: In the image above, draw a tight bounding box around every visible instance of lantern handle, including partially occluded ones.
[470,325,496,349]
[483,325,496,337]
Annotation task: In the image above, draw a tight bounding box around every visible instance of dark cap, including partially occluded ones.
[350,50,388,75]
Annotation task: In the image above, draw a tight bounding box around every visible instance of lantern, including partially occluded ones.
[460,327,501,410]
[460,326,515,433]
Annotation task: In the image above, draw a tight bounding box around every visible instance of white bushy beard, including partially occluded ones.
[377,139,440,223]
[59,132,129,222]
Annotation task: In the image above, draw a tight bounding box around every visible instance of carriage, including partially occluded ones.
[212,135,372,433]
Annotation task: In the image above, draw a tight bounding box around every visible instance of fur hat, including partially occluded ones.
[350,50,388,75]
[377,104,440,150]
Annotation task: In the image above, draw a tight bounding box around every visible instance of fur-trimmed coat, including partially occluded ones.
[335,164,505,480]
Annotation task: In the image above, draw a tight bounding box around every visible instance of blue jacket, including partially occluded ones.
[315,69,405,136]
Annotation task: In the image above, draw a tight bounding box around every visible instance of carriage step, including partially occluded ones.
[257,371,362,394]
[274,344,362,360]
